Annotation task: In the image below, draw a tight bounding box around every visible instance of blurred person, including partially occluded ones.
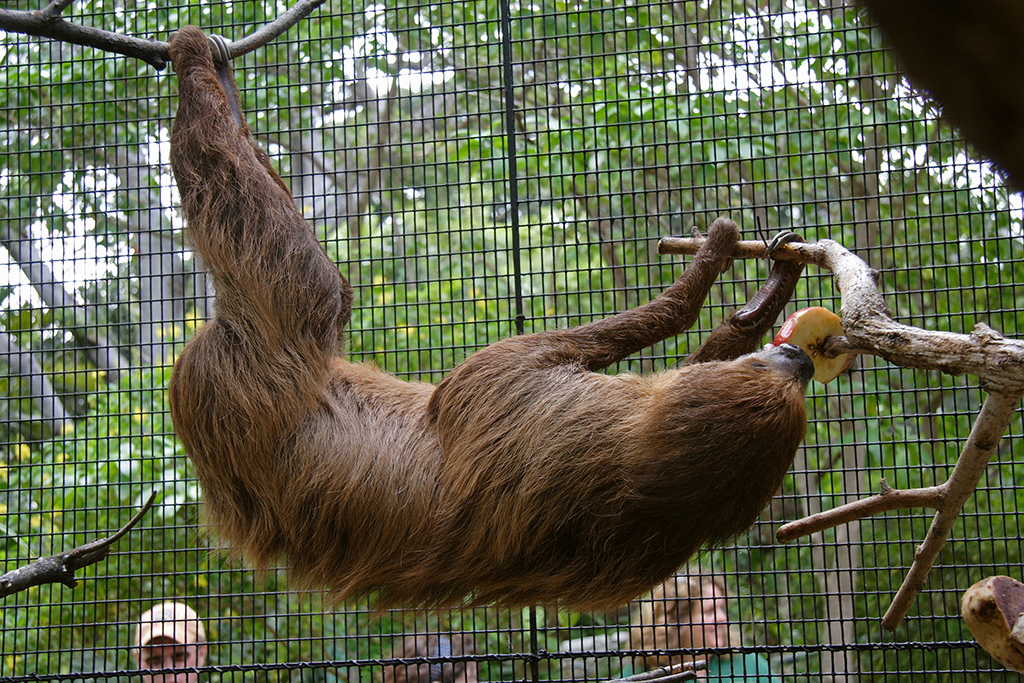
[628,574,774,682]
[384,633,477,683]
[133,602,208,683]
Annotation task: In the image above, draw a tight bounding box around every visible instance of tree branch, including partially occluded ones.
[659,236,1024,393]
[224,0,328,62]
[879,390,1021,630]
[659,234,1024,629]
[38,0,74,22]
[0,331,72,435]
[776,480,947,542]
[0,225,132,381]
[613,661,705,683]
[0,0,326,69]
[0,492,157,598]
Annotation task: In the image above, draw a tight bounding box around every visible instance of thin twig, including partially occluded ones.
[659,235,777,261]
[0,0,326,69]
[38,0,74,21]
[0,492,158,598]
[775,389,1023,629]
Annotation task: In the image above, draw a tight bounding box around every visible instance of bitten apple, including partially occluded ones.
[772,307,850,383]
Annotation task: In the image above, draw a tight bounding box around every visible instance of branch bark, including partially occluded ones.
[0,0,326,69]
[659,234,1024,629]
[0,492,156,598]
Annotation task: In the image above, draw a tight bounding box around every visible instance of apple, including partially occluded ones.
[772,307,850,383]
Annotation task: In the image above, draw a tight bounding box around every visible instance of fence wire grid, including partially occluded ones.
[2,0,1023,681]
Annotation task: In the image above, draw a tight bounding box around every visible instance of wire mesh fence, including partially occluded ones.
[1,0,1023,681]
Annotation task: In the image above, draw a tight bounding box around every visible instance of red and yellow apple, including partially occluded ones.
[772,307,851,383]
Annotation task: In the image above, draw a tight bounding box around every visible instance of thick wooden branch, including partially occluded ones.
[0,0,326,69]
[660,234,1024,629]
[0,492,156,598]
[659,236,1024,393]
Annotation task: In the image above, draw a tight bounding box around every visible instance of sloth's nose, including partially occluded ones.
[763,343,815,384]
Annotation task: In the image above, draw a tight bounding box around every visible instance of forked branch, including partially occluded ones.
[0,0,326,69]
[660,235,1024,629]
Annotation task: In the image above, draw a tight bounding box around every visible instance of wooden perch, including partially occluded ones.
[660,234,1024,630]
[0,0,326,69]
[0,492,157,598]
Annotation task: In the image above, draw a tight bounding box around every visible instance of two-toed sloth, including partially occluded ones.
[167,26,813,611]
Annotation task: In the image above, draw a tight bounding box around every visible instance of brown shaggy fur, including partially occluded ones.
[167,25,812,611]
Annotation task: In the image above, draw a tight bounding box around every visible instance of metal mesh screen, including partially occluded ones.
[2,1,1023,681]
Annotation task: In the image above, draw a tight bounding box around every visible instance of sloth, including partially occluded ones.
[167,25,813,611]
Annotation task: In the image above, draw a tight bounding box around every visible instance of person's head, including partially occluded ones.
[630,574,733,669]
[133,602,208,683]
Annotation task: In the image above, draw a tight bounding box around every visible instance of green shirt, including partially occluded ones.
[705,653,775,682]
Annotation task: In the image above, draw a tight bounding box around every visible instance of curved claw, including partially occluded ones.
[765,231,806,259]
[208,34,232,66]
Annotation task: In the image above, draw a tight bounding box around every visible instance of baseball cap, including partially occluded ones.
[135,602,207,648]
